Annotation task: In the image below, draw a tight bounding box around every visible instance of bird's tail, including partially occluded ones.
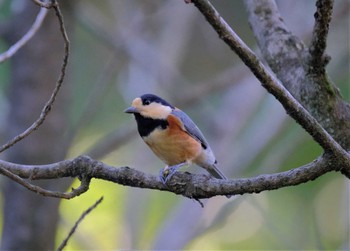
[206,162,231,198]
[207,162,228,180]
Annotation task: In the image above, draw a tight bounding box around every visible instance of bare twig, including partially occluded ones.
[57,196,104,251]
[0,154,341,199]
[188,0,350,169]
[309,0,334,69]
[0,0,70,154]
[0,8,48,63]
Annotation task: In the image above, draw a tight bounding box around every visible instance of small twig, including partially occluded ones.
[309,0,334,69]
[31,0,55,9]
[0,8,48,63]
[0,0,70,154]
[193,198,204,208]
[57,196,104,251]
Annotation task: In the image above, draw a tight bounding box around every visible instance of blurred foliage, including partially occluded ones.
[0,0,349,250]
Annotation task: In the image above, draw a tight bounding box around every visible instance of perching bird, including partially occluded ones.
[124,93,229,185]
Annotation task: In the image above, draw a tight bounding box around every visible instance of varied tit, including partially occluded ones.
[124,93,229,184]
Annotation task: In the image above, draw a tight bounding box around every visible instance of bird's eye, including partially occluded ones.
[144,99,151,105]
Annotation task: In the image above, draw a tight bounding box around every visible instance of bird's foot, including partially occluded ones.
[159,162,186,185]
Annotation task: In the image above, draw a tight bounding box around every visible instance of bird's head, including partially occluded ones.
[124,94,174,119]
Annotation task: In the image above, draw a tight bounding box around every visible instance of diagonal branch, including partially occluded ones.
[309,0,334,70]
[57,196,104,251]
[0,154,340,199]
[187,0,350,170]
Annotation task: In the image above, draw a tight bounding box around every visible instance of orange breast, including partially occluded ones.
[143,115,202,166]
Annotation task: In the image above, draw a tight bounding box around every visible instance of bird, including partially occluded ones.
[124,93,230,186]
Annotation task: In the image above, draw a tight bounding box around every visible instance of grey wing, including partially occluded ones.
[171,109,209,149]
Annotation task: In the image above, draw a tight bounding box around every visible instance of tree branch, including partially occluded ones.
[0,155,339,199]
[0,0,69,154]
[309,0,334,70]
[0,8,48,63]
[0,163,90,199]
[243,0,309,95]
[188,0,350,170]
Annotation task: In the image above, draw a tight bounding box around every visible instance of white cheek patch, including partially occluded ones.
[141,103,172,119]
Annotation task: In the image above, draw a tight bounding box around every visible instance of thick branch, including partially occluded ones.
[189,0,350,170]
[0,155,338,199]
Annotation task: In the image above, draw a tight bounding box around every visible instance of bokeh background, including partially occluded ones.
[0,0,349,250]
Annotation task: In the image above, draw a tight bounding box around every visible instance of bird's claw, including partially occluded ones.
[159,163,186,185]
[159,166,176,185]
[159,168,167,184]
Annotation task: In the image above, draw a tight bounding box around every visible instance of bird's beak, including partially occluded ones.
[124,106,139,114]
